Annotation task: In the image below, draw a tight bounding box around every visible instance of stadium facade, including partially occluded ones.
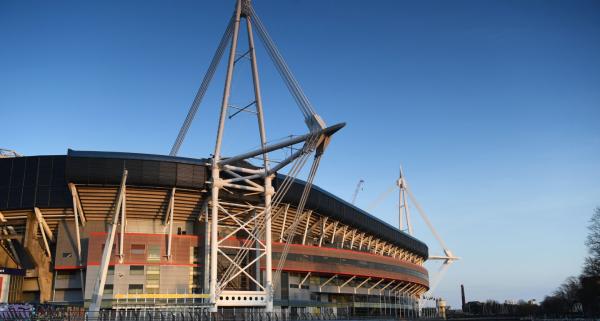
[0,149,429,315]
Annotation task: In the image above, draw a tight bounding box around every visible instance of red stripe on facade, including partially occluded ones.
[55,265,85,270]
[89,232,201,239]
[259,266,428,287]
[86,262,202,267]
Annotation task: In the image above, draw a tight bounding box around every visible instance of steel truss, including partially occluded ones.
[183,0,343,313]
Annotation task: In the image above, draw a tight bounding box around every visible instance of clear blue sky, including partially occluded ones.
[2,0,599,308]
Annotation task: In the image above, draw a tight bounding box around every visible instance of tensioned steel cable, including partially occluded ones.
[270,135,322,268]
[169,16,235,156]
[249,8,317,121]
[268,134,323,289]
[273,151,323,290]
[404,182,449,251]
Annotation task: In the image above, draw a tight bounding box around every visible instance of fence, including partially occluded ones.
[0,304,444,321]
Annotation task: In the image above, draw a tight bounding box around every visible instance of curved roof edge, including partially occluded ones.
[67,149,210,165]
[278,176,428,258]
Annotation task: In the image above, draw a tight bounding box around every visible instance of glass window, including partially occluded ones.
[190,267,201,287]
[146,265,160,288]
[146,265,160,274]
[104,284,114,295]
[191,266,200,276]
[148,245,161,262]
[130,265,144,275]
[146,278,160,288]
[190,246,199,264]
[146,274,160,280]
[131,244,146,255]
[128,284,143,294]
[107,266,114,275]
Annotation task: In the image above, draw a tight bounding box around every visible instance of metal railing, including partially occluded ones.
[0,311,435,321]
[0,304,441,321]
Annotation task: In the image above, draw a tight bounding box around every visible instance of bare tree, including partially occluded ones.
[553,276,581,302]
[583,207,600,277]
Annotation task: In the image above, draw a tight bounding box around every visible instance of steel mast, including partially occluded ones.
[210,0,275,311]
[197,0,343,313]
[368,167,460,294]
[398,169,459,293]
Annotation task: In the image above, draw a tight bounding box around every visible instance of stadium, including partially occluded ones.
[0,0,450,319]
[0,150,429,317]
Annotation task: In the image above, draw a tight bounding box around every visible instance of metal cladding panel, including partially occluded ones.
[65,150,208,190]
[0,156,70,210]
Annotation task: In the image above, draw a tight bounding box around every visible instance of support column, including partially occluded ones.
[246,12,273,311]
[71,189,86,297]
[71,192,82,263]
[166,188,175,260]
[119,186,126,263]
[68,183,87,227]
[23,212,53,303]
[302,211,312,245]
[210,0,243,312]
[89,170,127,313]
[264,175,274,311]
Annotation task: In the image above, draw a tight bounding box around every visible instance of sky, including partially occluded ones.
[1,0,600,308]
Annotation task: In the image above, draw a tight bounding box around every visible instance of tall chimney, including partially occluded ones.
[461,284,466,312]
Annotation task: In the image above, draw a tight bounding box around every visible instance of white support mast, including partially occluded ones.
[399,168,459,294]
[168,0,345,313]
[369,166,459,294]
[398,167,413,235]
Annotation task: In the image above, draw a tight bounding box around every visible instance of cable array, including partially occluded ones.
[249,8,318,123]
[170,17,235,156]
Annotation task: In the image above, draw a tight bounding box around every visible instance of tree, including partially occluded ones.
[553,276,581,302]
[583,207,600,277]
[541,295,569,316]
[580,207,600,316]
[541,208,600,317]
[540,276,582,316]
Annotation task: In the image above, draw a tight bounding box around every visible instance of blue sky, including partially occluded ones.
[2,0,599,308]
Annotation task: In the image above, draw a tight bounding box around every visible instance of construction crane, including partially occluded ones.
[368,166,459,294]
[0,148,23,158]
[351,179,364,204]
